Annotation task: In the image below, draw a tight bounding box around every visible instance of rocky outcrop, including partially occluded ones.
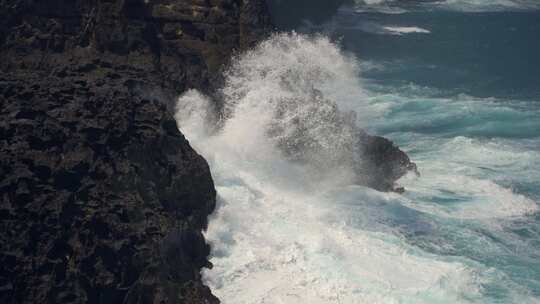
[0,74,218,303]
[0,0,272,303]
[0,0,272,97]
[262,0,417,191]
[357,132,418,192]
[265,87,417,193]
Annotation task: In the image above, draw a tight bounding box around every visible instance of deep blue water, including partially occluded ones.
[338,10,540,100]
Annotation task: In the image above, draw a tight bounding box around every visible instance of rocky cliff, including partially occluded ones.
[0,0,271,303]
[0,74,218,303]
[0,0,271,96]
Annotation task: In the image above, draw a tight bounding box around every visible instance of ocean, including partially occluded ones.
[175,1,540,302]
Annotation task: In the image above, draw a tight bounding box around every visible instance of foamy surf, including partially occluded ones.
[174,32,539,303]
[351,0,540,13]
[435,0,540,12]
[383,26,431,35]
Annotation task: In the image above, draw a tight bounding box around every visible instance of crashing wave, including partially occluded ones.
[178,32,416,191]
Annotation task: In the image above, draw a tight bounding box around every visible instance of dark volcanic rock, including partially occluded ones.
[0,75,219,303]
[267,92,417,193]
[357,132,419,192]
[0,0,273,303]
[0,0,272,97]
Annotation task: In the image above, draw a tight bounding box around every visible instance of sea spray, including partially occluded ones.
[175,2,540,302]
[174,33,495,303]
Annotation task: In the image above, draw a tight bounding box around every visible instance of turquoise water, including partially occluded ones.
[338,2,540,301]
[366,86,540,301]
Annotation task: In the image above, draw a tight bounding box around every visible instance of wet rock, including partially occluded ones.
[0,0,272,98]
[357,132,419,192]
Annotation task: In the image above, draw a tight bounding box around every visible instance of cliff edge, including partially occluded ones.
[0,0,271,303]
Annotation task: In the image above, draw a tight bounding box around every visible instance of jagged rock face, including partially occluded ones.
[357,133,418,192]
[0,75,219,303]
[0,0,273,303]
[0,0,271,95]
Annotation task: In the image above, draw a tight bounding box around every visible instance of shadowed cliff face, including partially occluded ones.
[0,0,272,303]
[0,75,217,303]
[0,0,271,96]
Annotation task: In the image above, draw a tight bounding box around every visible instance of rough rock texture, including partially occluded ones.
[0,0,272,97]
[0,0,272,303]
[0,75,217,303]
[357,132,418,192]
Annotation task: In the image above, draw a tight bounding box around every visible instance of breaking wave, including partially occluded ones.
[174,33,539,303]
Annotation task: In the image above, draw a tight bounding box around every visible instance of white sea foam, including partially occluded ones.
[330,21,431,36]
[352,0,540,12]
[436,0,540,12]
[364,89,540,221]
[400,170,539,220]
[351,0,408,14]
[172,33,521,303]
[383,26,431,35]
[174,89,216,141]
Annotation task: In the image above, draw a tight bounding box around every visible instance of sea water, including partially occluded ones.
[175,1,540,303]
